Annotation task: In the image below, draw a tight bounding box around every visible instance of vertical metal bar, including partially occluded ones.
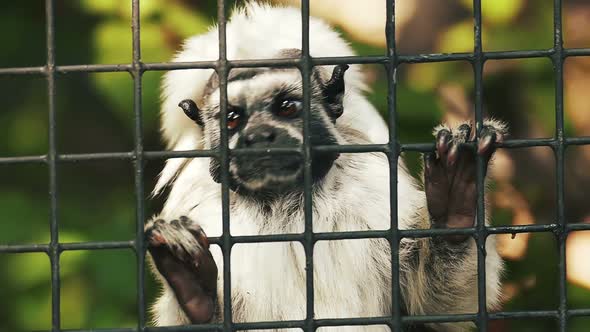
[385,0,401,331]
[472,0,488,331]
[216,1,232,331]
[45,0,60,330]
[131,0,146,329]
[552,0,567,331]
[300,1,315,331]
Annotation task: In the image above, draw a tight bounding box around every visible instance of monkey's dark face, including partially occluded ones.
[179,64,348,196]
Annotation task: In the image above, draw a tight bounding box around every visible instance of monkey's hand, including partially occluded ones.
[145,217,218,323]
[424,120,507,243]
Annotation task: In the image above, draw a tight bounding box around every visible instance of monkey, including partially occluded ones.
[144,3,505,332]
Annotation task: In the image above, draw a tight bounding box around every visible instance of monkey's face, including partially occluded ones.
[180,64,348,195]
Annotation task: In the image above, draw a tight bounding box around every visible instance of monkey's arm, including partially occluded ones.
[399,120,506,331]
[145,217,219,325]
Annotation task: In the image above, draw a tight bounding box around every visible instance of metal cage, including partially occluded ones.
[1,0,590,331]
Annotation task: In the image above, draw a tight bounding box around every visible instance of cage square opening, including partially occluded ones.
[397,0,473,55]
[564,57,590,137]
[314,239,392,320]
[231,241,306,322]
[0,163,50,245]
[56,1,132,66]
[488,317,556,332]
[486,146,556,226]
[569,316,590,332]
[0,1,46,68]
[493,231,560,312]
[396,61,474,144]
[139,1,220,64]
[480,0,553,52]
[0,75,49,157]
[60,248,137,330]
[56,72,135,154]
[564,0,590,49]
[566,230,590,310]
[281,0,388,57]
[0,253,51,332]
[565,146,590,224]
[58,160,135,242]
[483,58,555,140]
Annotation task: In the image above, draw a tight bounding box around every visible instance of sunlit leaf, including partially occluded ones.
[78,0,120,16]
[162,2,211,39]
[15,288,51,331]
[8,108,47,153]
[461,0,525,26]
[61,278,90,329]
[6,254,49,291]
[437,20,477,53]
[406,63,442,92]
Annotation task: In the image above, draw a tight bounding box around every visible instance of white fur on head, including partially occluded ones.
[155,2,387,195]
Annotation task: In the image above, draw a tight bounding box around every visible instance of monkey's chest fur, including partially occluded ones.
[159,153,425,329]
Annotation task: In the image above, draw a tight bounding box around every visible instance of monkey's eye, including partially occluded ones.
[277,99,302,118]
[227,107,244,131]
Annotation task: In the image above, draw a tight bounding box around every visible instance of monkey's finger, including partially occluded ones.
[447,124,472,167]
[477,128,497,156]
[436,129,452,158]
[179,216,211,249]
[423,152,436,177]
[447,143,460,167]
[456,123,472,141]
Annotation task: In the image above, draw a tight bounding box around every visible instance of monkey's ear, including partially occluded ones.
[322,64,349,120]
[178,99,204,127]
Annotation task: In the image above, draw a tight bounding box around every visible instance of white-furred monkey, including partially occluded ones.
[144,3,505,332]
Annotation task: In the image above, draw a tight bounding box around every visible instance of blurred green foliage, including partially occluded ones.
[0,1,588,331]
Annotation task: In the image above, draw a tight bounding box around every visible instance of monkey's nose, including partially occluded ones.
[244,128,277,147]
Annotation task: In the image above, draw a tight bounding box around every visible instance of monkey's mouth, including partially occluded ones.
[230,156,303,191]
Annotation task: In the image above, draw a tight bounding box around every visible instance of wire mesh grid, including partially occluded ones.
[1,0,590,331]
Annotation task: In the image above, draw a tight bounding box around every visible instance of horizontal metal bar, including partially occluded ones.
[144,150,217,159]
[314,144,389,154]
[228,58,300,69]
[488,224,558,234]
[144,325,221,332]
[56,64,132,74]
[569,308,590,317]
[564,48,590,57]
[567,223,590,231]
[32,307,590,332]
[44,328,136,332]
[59,241,135,252]
[0,66,46,76]
[0,155,47,165]
[224,233,303,244]
[2,48,589,78]
[312,55,389,65]
[403,313,476,324]
[398,52,473,64]
[565,136,590,146]
[401,138,558,153]
[0,243,49,253]
[58,152,134,162]
[5,222,588,256]
[314,316,392,327]
[143,60,217,71]
[0,241,137,254]
[230,146,301,156]
[6,136,585,165]
[484,49,554,60]
[489,310,558,320]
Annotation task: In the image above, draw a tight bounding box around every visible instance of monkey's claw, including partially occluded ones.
[425,120,507,243]
[145,216,218,323]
